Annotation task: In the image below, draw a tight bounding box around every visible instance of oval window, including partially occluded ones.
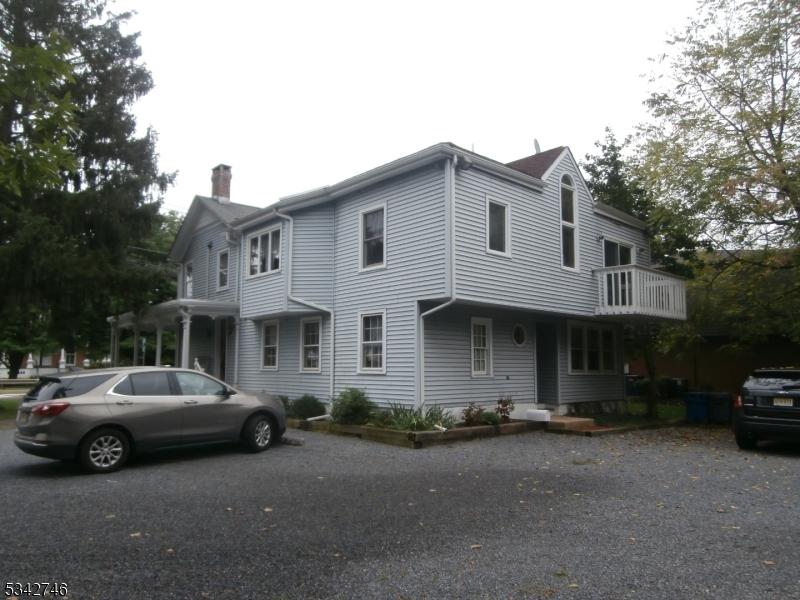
[512,324,527,346]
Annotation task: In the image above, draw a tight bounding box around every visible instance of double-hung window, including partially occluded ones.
[360,205,385,270]
[561,175,577,269]
[300,318,321,372]
[184,262,193,298]
[261,321,279,370]
[486,197,511,256]
[471,317,492,376]
[568,323,615,374]
[359,311,385,373]
[248,227,281,276]
[217,250,229,290]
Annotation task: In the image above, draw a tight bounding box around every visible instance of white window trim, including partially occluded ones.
[299,317,322,373]
[601,237,636,267]
[358,202,387,273]
[216,249,230,291]
[560,174,580,272]
[357,309,386,374]
[567,321,617,375]
[470,317,493,378]
[485,196,512,258]
[184,261,194,298]
[245,225,282,279]
[260,320,279,371]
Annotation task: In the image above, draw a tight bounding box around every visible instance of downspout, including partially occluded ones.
[417,153,459,408]
[273,210,336,403]
[235,229,244,385]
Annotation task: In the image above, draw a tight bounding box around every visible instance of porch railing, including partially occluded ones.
[595,265,686,320]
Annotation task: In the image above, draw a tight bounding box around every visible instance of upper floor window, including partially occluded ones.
[561,175,577,269]
[184,262,193,297]
[360,205,385,270]
[248,227,281,277]
[359,311,385,373]
[217,250,229,290]
[569,323,615,374]
[486,197,511,256]
[603,240,632,267]
[471,317,493,377]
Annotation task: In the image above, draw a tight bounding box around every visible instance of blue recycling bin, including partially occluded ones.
[684,392,709,423]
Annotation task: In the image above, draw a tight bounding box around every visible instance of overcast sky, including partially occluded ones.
[120,0,698,214]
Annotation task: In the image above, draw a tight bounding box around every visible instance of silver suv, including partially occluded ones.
[14,367,286,472]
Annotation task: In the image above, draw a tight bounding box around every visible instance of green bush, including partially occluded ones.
[289,394,326,419]
[331,388,375,425]
[462,402,484,426]
[385,404,457,431]
[479,411,501,426]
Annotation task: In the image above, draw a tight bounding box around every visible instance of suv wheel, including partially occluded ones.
[242,414,274,453]
[80,428,131,473]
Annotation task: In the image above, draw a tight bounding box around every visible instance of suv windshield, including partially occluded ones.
[24,374,116,402]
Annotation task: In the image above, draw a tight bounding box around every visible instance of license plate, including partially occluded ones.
[773,397,794,407]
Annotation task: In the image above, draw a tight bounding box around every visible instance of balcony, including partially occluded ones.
[595,265,687,320]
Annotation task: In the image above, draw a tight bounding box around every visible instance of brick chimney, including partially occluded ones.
[211,164,232,203]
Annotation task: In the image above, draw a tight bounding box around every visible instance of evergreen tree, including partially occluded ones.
[0,0,174,377]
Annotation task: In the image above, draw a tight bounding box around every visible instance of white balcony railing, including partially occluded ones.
[595,265,686,320]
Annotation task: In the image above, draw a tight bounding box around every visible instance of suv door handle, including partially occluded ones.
[183,399,198,405]
[115,399,133,406]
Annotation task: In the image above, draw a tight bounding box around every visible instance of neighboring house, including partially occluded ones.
[110,144,686,414]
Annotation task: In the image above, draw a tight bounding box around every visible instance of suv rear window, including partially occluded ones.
[750,370,800,381]
[24,374,116,402]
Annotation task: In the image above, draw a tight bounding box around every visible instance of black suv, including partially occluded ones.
[734,368,800,449]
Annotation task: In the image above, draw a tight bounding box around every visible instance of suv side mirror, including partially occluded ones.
[218,388,233,400]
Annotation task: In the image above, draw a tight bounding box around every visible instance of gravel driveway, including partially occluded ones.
[1,426,798,599]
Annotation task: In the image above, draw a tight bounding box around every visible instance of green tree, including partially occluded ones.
[0,0,174,377]
[642,0,800,251]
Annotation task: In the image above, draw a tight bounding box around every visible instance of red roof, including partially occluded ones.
[505,146,565,179]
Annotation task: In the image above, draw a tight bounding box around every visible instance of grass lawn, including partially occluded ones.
[594,398,686,427]
[0,397,22,420]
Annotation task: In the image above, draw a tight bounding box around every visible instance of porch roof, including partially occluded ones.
[111,299,239,330]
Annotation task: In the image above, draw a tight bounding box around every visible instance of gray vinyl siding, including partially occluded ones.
[289,204,334,310]
[240,220,288,318]
[236,315,331,401]
[597,215,650,266]
[423,305,535,407]
[453,155,650,316]
[333,164,447,406]
[556,319,625,404]
[178,223,240,302]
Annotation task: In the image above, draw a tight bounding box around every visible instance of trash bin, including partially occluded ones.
[708,392,732,424]
[684,392,709,423]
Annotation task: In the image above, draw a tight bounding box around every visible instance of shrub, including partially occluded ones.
[385,404,458,431]
[479,411,501,426]
[331,388,375,425]
[462,402,484,427]
[495,394,515,423]
[289,394,326,419]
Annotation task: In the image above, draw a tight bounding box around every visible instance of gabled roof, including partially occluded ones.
[505,147,566,179]
[168,195,259,262]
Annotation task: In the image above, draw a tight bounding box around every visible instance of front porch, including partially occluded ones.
[108,299,240,381]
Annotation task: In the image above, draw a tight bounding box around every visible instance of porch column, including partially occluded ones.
[155,326,163,367]
[180,310,192,369]
[132,326,140,366]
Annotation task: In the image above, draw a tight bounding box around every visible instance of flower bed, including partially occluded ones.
[286,418,544,449]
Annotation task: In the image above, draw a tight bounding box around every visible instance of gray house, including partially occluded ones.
[111,144,686,415]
